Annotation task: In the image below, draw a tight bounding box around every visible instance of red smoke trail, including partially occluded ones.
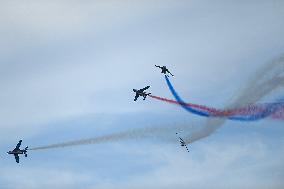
[149,94,284,119]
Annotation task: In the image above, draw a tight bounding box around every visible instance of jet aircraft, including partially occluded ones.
[7,140,28,163]
[155,65,174,76]
[176,133,189,152]
[133,86,151,101]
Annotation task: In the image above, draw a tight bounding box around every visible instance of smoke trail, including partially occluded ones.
[30,132,134,150]
[149,94,284,120]
[29,123,194,151]
[164,76,283,121]
[181,55,284,144]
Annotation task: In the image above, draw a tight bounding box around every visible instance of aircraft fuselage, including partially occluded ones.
[7,150,26,155]
[133,90,148,97]
[161,66,168,74]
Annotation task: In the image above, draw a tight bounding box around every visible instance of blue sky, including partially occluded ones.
[0,0,284,188]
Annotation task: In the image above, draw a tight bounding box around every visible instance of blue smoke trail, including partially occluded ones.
[164,75,210,117]
[164,75,279,121]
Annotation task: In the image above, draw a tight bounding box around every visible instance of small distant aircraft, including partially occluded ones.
[133,86,151,101]
[7,140,28,163]
[155,65,174,77]
[176,133,189,152]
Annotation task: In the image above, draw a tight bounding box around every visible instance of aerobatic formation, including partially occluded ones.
[8,58,284,162]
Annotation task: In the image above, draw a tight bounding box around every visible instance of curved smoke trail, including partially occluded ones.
[149,94,284,120]
[162,76,283,121]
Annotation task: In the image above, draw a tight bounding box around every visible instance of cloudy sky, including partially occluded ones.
[0,0,284,189]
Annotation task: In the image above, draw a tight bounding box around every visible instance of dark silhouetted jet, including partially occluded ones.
[7,140,28,163]
[155,65,174,76]
[176,133,189,152]
[133,86,151,101]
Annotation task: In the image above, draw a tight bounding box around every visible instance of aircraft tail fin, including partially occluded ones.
[24,146,28,157]
[185,145,189,153]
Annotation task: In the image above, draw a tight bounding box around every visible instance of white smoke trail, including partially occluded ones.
[185,55,284,144]
[29,123,194,150]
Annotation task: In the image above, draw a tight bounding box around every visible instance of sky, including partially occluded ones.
[0,0,284,188]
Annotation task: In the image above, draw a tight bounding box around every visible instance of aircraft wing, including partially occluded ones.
[179,137,189,152]
[179,137,185,144]
[168,70,174,76]
[141,86,150,91]
[14,154,19,163]
[134,93,139,101]
[14,140,22,150]
[184,144,189,153]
